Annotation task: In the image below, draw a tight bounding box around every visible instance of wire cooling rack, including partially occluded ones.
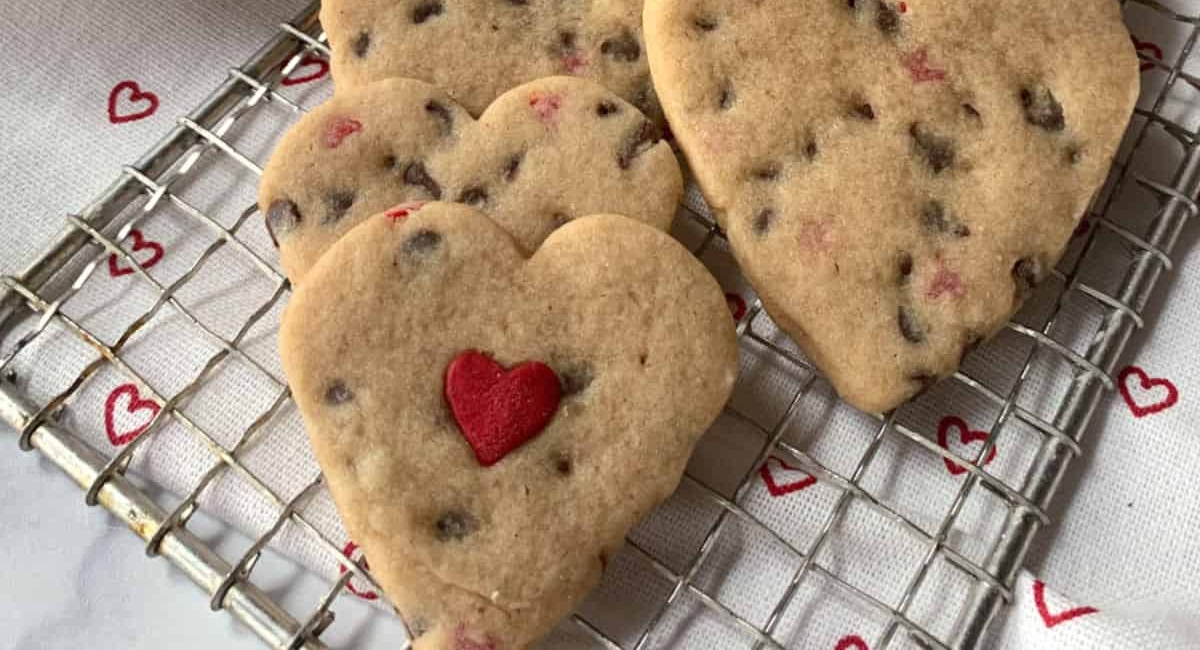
[1,1,1198,648]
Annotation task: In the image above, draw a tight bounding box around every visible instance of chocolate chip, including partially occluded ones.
[908,371,938,397]
[898,251,914,282]
[403,161,443,199]
[718,82,735,110]
[434,511,477,541]
[910,124,956,173]
[383,154,398,170]
[553,451,573,475]
[549,213,572,232]
[600,29,641,62]
[324,380,353,405]
[457,185,488,207]
[559,363,594,396]
[631,82,657,116]
[558,30,577,51]
[876,2,901,35]
[1020,85,1065,132]
[1066,145,1083,165]
[963,103,981,120]
[502,153,523,182]
[617,120,660,170]
[804,139,819,159]
[412,0,444,24]
[264,199,300,246]
[425,100,453,136]
[352,32,371,58]
[596,100,620,117]
[506,0,528,5]
[921,201,970,237]
[751,163,781,181]
[402,229,443,257]
[1012,256,1043,297]
[898,306,926,344]
[693,16,719,31]
[752,208,775,236]
[323,190,355,225]
[852,103,876,121]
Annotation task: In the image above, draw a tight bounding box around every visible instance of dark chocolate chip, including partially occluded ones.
[323,190,355,225]
[264,199,300,247]
[693,16,719,31]
[617,120,661,170]
[403,161,443,199]
[425,100,453,136]
[502,153,523,182]
[434,510,478,541]
[383,154,398,170]
[898,306,926,344]
[638,352,648,365]
[804,139,819,159]
[559,363,594,396]
[457,185,488,207]
[596,100,620,117]
[908,371,938,397]
[559,30,577,51]
[352,32,371,58]
[921,201,970,237]
[599,552,609,572]
[1066,145,1083,165]
[411,0,444,24]
[553,451,573,475]
[852,103,876,121]
[631,82,657,116]
[1012,256,1043,297]
[506,0,528,5]
[963,103,981,120]
[910,124,956,173]
[718,82,735,110]
[1020,85,1065,132]
[752,208,775,236]
[324,380,354,405]
[401,230,443,258]
[898,251,914,282]
[600,29,641,62]
[751,163,781,181]
[848,0,858,8]
[876,2,901,35]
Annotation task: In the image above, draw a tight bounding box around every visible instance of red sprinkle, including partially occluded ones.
[322,116,363,148]
[903,49,947,83]
[384,201,428,223]
[898,2,908,12]
[529,92,563,124]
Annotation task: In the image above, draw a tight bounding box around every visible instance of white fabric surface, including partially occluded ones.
[1,1,1198,649]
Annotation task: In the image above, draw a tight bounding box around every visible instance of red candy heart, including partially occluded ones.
[444,350,562,466]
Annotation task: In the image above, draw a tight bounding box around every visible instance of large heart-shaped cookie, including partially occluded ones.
[320,0,661,122]
[644,0,1138,412]
[259,76,681,283]
[279,202,738,648]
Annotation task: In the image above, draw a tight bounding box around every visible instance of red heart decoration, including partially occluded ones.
[108,80,160,124]
[444,350,562,466]
[104,383,161,446]
[1131,36,1164,73]
[1033,580,1098,629]
[107,229,165,277]
[384,201,429,223]
[835,635,869,650]
[1118,365,1179,418]
[759,455,817,497]
[281,55,330,86]
[339,541,379,600]
[937,416,997,476]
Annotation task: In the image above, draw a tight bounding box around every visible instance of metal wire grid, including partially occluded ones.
[0,0,1196,648]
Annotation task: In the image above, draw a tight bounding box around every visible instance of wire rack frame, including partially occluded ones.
[0,1,1197,649]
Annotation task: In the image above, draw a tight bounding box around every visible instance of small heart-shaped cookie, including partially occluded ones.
[279,202,738,648]
[320,0,661,122]
[259,76,681,283]
[644,0,1138,412]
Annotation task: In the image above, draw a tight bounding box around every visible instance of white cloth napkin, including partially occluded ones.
[1,1,1198,648]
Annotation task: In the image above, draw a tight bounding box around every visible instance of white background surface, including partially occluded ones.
[1,1,1199,649]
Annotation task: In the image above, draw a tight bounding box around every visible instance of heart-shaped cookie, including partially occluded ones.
[320,0,661,123]
[259,76,681,283]
[644,0,1139,412]
[279,202,738,648]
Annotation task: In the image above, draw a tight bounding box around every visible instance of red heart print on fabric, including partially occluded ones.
[339,541,380,600]
[444,350,562,466]
[725,293,747,322]
[104,384,161,446]
[107,81,160,124]
[759,455,817,497]
[281,55,330,86]
[936,416,997,476]
[1118,365,1179,418]
[1131,36,1164,73]
[1033,580,1098,629]
[107,229,165,277]
[835,635,869,650]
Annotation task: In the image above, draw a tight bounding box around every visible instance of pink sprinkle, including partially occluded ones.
[927,266,965,299]
[563,53,589,75]
[903,49,947,83]
[322,116,363,148]
[529,92,563,124]
[384,201,428,223]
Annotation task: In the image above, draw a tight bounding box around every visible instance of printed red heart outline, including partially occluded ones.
[1118,365,1179,418]
[759,455,817,497]
[339,541,380,601]
[725,293,747,322]
[1132,36,1164,73]
[1033,580,1098,629]
[107,229,165,277]
[104,383,161,446]
[936,416,997,476]
[281,55,330,86]
[835,635,869,650]
[108,80,160,124]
